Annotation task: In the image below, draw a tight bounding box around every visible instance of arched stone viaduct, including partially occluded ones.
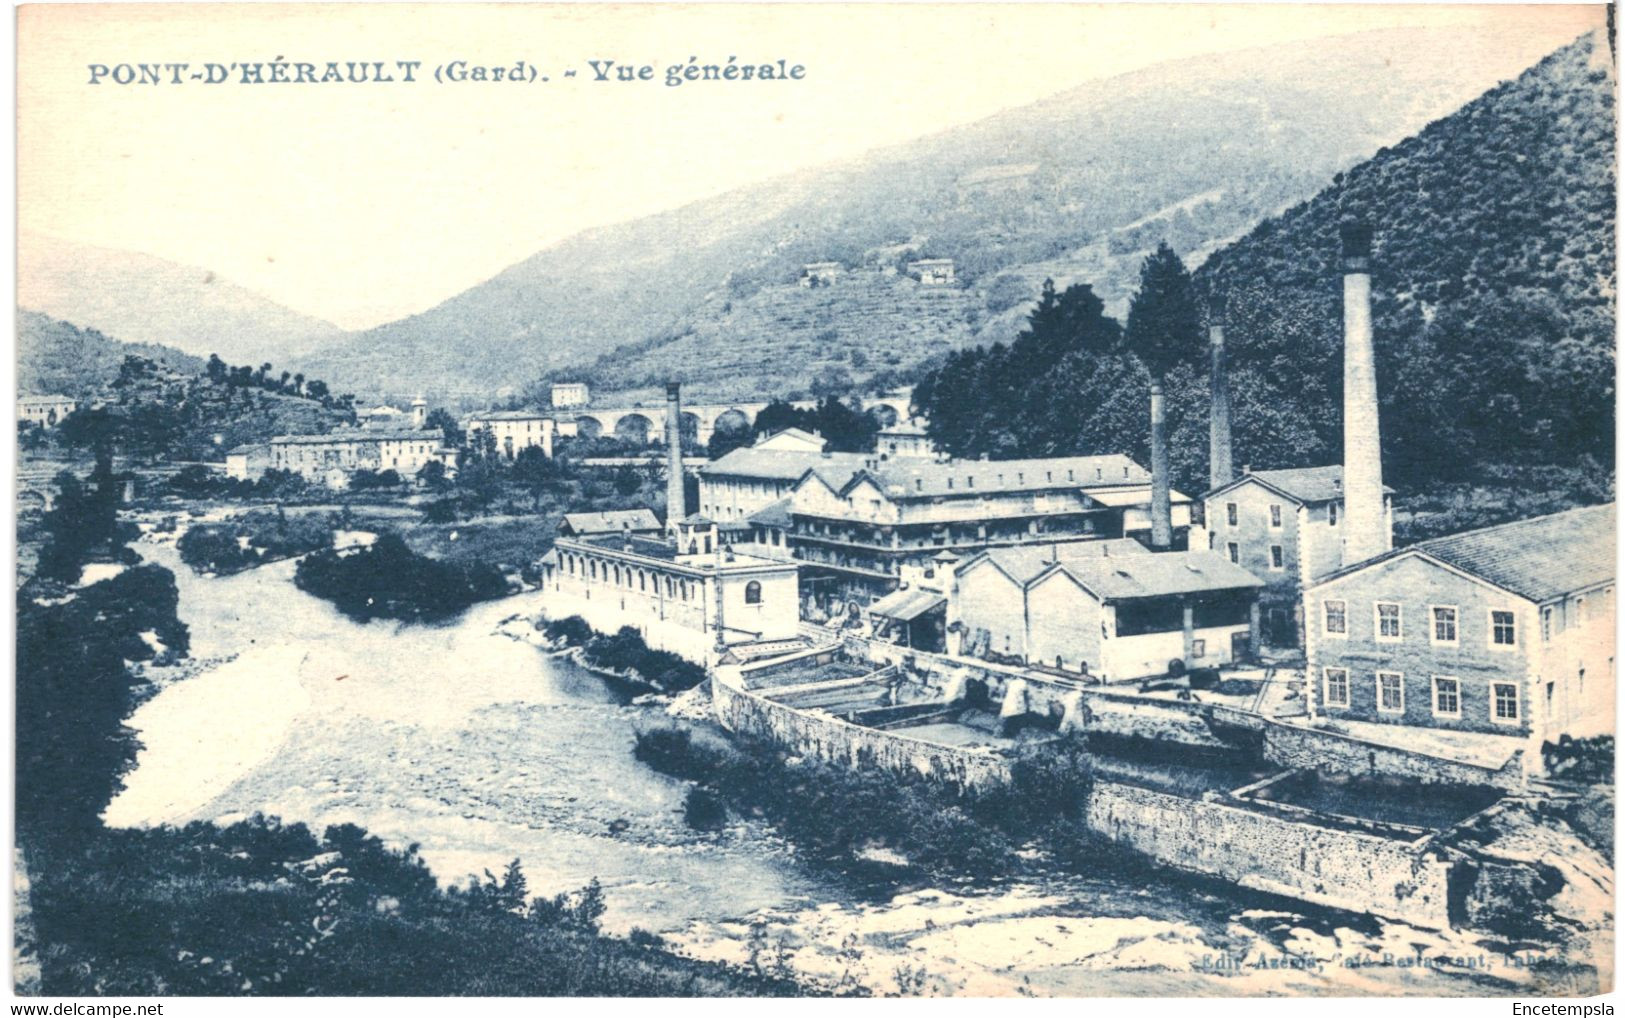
[569,394,912,446]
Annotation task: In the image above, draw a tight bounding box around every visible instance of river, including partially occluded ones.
[104,534,1597,996]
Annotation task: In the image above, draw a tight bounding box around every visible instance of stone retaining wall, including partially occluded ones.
[1262,720,1527,792]
[1086,782,1455,929]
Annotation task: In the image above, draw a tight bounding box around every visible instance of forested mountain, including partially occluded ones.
[915,33,1614,510]
[295,24,1585,401]
[18,311,204,398]
[18,233,344,366]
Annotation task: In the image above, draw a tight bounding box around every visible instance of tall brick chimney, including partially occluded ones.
[1207,293,1234,490]
[665,382,686,533]
[1340,220,1385,564]
[1150,383,1172,549]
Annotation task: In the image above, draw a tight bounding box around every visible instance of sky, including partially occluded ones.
[16,3,1607,331]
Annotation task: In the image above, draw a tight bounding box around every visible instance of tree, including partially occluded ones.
[425,408,463,447]
[206,354,228,384]
[1123,242,1202,380]
[35,453,135,584]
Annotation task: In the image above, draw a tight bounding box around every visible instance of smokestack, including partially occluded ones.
[1340,220,1385,564]
[665,381,685,532]
[1207,293,1234,489]
[1150,383,1172,549]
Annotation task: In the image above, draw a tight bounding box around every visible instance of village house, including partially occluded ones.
[268,427,456,487]
[907,258,956,285]
[1199,465,1394,648]
[225,443,271,481]
[465,409,557,459]
[540,515,801,664]
[876,419,937,459]
[551,382,590,409]
[1303,503,1615,750]
[777,453,1193,617]
[947,539,1262,679]
[799,261,843,286]
[17,394,78,427]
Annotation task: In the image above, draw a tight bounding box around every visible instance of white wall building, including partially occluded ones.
[466,410,557,459]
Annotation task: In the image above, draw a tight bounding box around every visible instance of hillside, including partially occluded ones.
[1191,31,1615,483]
[18,310,204,398]
[913,32,1614,508]
[295,23,1591,402]
[17,233,344,366]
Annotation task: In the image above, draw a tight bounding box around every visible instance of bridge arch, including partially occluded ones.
[574,415,605,440]
[614,412,655,445]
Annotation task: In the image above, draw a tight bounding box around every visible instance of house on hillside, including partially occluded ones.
[1303,503,1615,753]
[799,262,843,286]
[907,258,955,285]
[876,420,936,459]
[18,394,78,427]
[551,383,590,409]
[1199,466,1394,648]
[225,443,271,481]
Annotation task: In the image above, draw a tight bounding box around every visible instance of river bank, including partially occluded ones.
[102,531,1609,995]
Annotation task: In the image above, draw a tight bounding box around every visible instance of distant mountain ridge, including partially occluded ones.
[1189,30,1615,481]
[17,310,205,398]
[17,233,344,367]
[295,22,1593,402]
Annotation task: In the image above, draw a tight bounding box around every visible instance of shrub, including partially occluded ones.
[294,533,508,622]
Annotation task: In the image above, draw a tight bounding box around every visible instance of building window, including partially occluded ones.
[1226,503,1238,527]
[1269,545,1284,571]
[1492,682,1520,724]
[1227,542,1239,564]
[1192,638,1206,658]
[1432,676,1461,718]
[1323,600,1347,636]
[1269,504,1282,528]
[744,581,762,604]
[1323,668,1349,708]
[1542,607,1553,642]
[1430,606,1458,646]
[1491,610,1517,648]
[1377,671,1404,713]
[1375,602,1402,641]
[1329,502,1338,526]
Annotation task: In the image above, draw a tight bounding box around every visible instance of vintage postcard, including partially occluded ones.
[11,1,1617,1002]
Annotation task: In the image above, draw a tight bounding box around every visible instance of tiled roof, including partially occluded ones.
[270,428,439,445]
[468,409,553,421]
[975,539,1152,584]
[859,454,1149,499]
[226,443,269,456]
[970,541,1261,600]
[1211,465,1394,503]
[701,447,868,481]
[1412,503,1614,603]
[560,508,661,534]
[867,587,946,621]
[748,497,794,528]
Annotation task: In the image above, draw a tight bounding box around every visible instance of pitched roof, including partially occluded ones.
[973,539,1152,584]
[700,447,868,482]
[560,508,662,534]
[966,541,1261,600]
[226,443,269,456]
[467,409,553,421]
[855,454,1150,500]
[1362,503,1614,603]
[867,587,946,621]
[270,428,439,445]
[1208,465,1394,503]
[748,497,794,528]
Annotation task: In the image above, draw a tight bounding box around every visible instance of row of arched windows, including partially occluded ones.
[560,551,698,602]
[558,549,766,608]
